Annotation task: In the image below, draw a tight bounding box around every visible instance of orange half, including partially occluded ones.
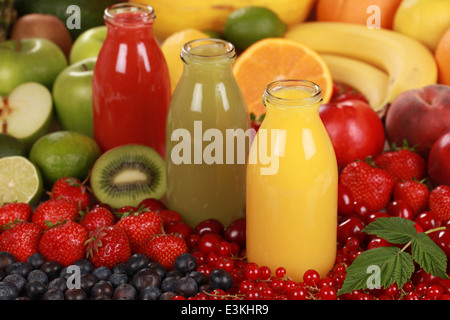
[233,37,333,117]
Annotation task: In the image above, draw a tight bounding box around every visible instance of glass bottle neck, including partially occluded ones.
[181,39,236,69]
[104,3,155,31]
[263,80,323,115]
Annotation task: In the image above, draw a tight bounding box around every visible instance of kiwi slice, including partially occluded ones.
[90,144,166,209]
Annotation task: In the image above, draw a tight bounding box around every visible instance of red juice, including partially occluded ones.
[92,3,171,157]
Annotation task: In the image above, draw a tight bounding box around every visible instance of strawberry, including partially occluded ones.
[32,198,81,230]
[144,234,188,270]
[339,160,395,212]
[85,225,131,269]
[38,221,89,267]
[50,177,90,211]
[429,185,450,221]
[0,203,33,230]
[373,143,427,182]
[79,206,115,233]
[393,179,430,215]
[115,210,164,254]
[0,221,42,262]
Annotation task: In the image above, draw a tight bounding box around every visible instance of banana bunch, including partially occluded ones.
[134,0,316,40]
[285,22,438,113]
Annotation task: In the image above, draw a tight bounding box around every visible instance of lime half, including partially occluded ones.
[0,156,43,206]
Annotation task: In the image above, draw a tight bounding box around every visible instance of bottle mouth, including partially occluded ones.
[104,2,155,25]
[263,80,323,107]
[181,38,236,61]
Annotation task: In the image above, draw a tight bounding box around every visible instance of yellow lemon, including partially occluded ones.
[161,28,210,93]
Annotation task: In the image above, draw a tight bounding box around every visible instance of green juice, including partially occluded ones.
[166,39,251,227]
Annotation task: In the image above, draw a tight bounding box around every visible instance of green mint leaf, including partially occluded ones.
[362,217,417,244]
[411,232,449,280]
[338,247,415,295]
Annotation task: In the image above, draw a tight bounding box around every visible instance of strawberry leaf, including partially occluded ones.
[411,232,449,280]
[338,247,414,295]
[362,217,416,244]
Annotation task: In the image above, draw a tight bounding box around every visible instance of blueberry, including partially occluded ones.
[6,262,32,277]
[0,281,19,300]
[73,259,94,274]
[24,281,47,300]
[113,283,137,300]
[108,273,128,288]
[80,273,98,295]
[131,268,161,292]
[174,253,197,274]
[41,288,64,300]
[0,269,4,281]
[140,285,161,300]
[175,276,198,298]
[165,269,183,279]
[161,276,178,293]
[159,291,176,300]
[125,254,150,275]
[147,261,166,278]
[209,269,234,291]
[64,288,87,300]
[188,270,208,287]
[40,261,62,280]
[91,280,114,299]
[3,274,27,294]
[47,277,68,292]
[92,266,112,281]
[0,252,16,271]
[27,253,46,270]
[27,269,49,285]
[112,262,127,274]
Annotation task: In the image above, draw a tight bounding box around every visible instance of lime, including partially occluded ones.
[29,131,101,189]
[0,133,27,158]
[224,6,287,51]
[0,156,43,206]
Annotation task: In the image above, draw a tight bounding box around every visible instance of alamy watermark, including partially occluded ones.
[169,121,284,176]
[367,5,381,30]
[66,5,81,30]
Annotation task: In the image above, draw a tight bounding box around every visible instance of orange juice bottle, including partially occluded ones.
[246,80,338,281]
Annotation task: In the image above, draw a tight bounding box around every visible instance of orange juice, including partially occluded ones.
[246,80,338,281]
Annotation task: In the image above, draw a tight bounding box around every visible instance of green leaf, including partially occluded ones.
[338,247,415,295]
[411,232,449,280]
[362,217,417,244]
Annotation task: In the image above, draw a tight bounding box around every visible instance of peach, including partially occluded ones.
[385,84,450,158]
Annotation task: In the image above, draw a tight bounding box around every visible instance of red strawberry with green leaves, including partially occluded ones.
[50,177,90,211]
[0,203,33,231]
[79,206,115,233]
[38,221,88,267]
[374,142,427,182]
[32,198,81,230]
[0,221,42,262]
[429,185,450,221]
[144,234,188,270]
[115,210,164,254]
[393,179,430,215]
[339,160,395,212]
[85,225,131,269]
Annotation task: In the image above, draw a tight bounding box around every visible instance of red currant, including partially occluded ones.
[303,269,320,287]
[245,262,261,281]
[275,267,287,279]
[318,286,337,300]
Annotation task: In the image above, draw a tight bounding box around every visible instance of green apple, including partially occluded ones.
[0,38,67,96]
[53,57,96,138]
[69,26,106,64]
[0,82,53,148]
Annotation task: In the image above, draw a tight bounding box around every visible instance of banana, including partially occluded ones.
[285,22,438,110]
[135,0,316,40]
[320,54,389,112]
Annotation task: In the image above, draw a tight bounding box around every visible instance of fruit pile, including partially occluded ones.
[1,0,450,302]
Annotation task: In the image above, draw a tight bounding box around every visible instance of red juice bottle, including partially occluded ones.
[92,3,171,157]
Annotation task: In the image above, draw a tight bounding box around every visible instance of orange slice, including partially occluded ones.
[233,37,333,117]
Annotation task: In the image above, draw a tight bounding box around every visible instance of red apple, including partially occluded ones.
[319,99,385,168]
[385,84,450,158]
[428,130,450,186]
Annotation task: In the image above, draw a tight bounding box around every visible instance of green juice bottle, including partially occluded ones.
[166,38,251,228]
